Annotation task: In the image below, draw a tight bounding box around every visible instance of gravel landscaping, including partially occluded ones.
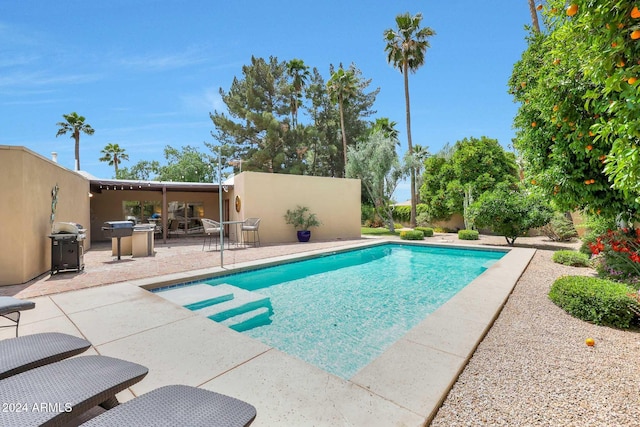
[430,237,640,426]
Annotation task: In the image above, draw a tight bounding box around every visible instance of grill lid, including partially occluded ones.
[103,220,135,229]
[52,222,86,234]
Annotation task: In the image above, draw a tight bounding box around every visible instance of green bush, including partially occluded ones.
[415,227,434,237]
[399,230,424,240]
[392,205,410,223]
[458,229,479,240]
[552,250,591,267]
[549,276,637,328]
[541,213,578,242]
[394,223,403,230]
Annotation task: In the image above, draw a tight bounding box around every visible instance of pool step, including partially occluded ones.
[156,283,273,331]
[196,286,272,323]
[222,307,272,332]
[156,283,235,309]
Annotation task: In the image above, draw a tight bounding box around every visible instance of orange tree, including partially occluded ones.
[510,1,640,221]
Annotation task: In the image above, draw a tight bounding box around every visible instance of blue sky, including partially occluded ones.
[1,1,532,202]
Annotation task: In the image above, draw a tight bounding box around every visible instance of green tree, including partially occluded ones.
[158,145,215,182]
[286,58,310,129]
[210,56,295,174]
[99,143,129,178]
[327,64,358,175]
[371,117,399,142]
[384,12,435,228]
[117,160,161,180]
[346,131,405,231]
[55,112,94,171]
[468,183,553,245]
[510,2,640,222]
[420,136,518,225]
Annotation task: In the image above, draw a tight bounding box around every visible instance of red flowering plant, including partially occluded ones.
[590,228,640,285]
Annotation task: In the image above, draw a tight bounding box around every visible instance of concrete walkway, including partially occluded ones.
[1,237,535,426]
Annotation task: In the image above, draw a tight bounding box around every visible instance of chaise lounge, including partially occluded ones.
[0,296,35,337]
[0,332,91,380]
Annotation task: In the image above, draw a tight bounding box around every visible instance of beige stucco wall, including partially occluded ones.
[233,172,361,243]
[90,188,219,241]
[0,146,90,286]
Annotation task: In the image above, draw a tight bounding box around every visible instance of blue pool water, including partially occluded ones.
[156,243,505,379]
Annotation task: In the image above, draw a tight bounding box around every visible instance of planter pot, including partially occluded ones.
[297,230,311,242]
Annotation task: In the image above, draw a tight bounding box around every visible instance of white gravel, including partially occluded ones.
[430,238,640,426]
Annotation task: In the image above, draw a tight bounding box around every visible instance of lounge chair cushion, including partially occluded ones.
[0,355,148,426]
[0,332,91,379]
[0,296,35,316]
[82,385,257,427]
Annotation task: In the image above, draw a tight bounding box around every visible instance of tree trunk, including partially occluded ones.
[528,0,540,33]
[404,62,416,228]
[73,130,80,170]
[339,96,348,177]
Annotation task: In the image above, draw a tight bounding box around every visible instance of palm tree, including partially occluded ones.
[528,0,541,33]
[372,117,400,143]
[384,12,435,228]
[99,143,129,177]
[327,65,358,175]
[55,112,95,171]
[286,59,311,129]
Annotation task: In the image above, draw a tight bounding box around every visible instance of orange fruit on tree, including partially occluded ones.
[553,104,559,111]
[553,58,560,65]
[537,4,543,11]
[618,23,625,29]
[585,338,595,346]
[587,145,593,150]
[632,30,640,39]
[629,76,638,84]
[584,179,591,185]
[531,122,537,127]
[567,3,578,16]
[612,42,618,47]
[589,131,595,136]
[590,179,596,184]
[618,60,626,67]
[632,6,640,18]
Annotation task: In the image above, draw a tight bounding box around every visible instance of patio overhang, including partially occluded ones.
[88,179,230,194]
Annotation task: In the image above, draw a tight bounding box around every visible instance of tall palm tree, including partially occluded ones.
[327,65,358,175]
[384,12,435,228]
[99,143,129,177]
[372,117,400,143]
[55,112,94,171]
[286,58,310,129]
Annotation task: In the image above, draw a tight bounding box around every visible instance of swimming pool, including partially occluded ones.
[154,243,505,379]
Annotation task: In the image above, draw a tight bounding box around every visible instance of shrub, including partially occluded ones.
[540,213,578,242]
[552,250,590,267]
[415,227,434,237]
[392,205,411,223]
[394,223,403,230]
[589,228,640,285]
[434,226,455,233]
[399,230,424,240]
[549,276,637,328]
[458,229,479,240]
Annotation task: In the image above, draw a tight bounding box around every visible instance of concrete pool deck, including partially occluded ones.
[0,239,535,426]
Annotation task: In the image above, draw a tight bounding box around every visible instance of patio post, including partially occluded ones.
[218,146,224,268]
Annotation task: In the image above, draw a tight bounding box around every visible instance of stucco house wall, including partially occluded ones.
[233,172,361,243]
[0,146,90,286]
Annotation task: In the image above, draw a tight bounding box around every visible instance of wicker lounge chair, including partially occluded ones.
[0,355,148,426]
[0,332,91,380]
[81,384,256,427]
[0,296,35,337]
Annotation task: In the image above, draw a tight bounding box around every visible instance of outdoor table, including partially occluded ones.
[221,220,245,248]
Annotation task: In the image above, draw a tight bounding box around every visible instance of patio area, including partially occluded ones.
[4,234,639,425]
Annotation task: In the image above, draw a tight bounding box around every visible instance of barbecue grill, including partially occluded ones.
[48,222,86,274]
[102,221,134,260]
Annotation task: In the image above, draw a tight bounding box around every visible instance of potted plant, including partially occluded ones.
[284,205,321,242]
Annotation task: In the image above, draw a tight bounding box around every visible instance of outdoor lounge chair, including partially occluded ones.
[81,384,257,427]
[201,218,222,250]
[241,218,261,247]
[0,332,91,380]
[0,355,148,426]
[0,296,35,337]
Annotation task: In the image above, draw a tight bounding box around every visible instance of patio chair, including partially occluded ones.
[201,218,222,251]
[0,332,91,380]
[241,218,261,247]
[0,355,148,426]
[81,384,256,427]
[0,296,35,337]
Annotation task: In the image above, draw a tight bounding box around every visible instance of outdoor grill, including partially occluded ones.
[102,221,134,260]
[48,222,86,274]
